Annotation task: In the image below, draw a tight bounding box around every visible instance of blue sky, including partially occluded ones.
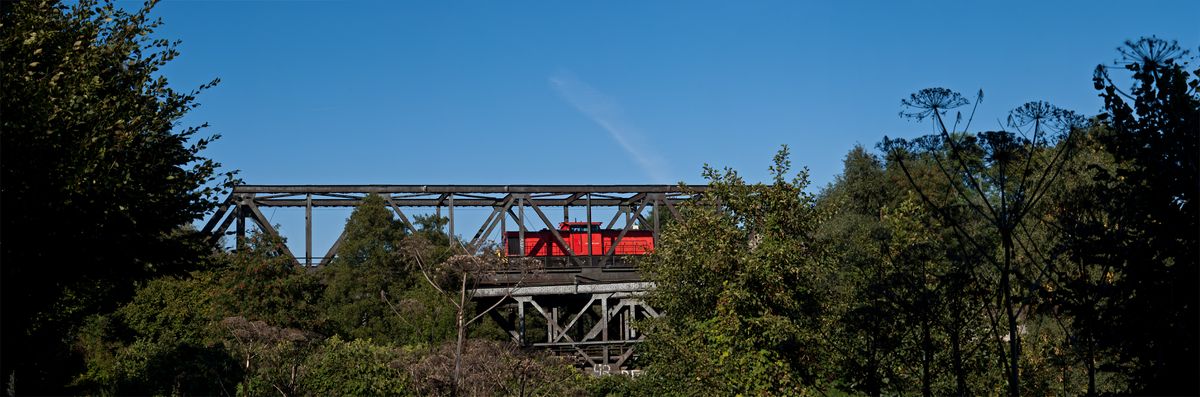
[151,1,1197,254]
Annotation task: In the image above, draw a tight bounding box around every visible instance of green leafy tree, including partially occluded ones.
[817,147,908,396]
[0,0,231,392]
[319,193,466,351]
[73,232,320,396]
[219,232,323,330]
[298,336,412,396]
[639,146,837,395]
[820,146,997,396]
[73,268,239,396]
[220,316,321,396]
[214,232,329,396]
[319,194,420,343]
[1046,124,1134,395]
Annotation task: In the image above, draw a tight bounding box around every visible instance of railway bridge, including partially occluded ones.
[202,184,705,371]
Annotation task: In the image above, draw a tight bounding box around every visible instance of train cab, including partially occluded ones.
[504,221,654,258]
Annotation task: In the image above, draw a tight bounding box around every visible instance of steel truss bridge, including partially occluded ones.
[202,184,705,371]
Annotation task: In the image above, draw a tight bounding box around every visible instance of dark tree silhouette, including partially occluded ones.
[1062,36,1199,395]
[1,0,230,392]
[883,88,1084,396]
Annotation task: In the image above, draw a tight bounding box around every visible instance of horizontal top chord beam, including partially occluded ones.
[234,184,706,194]
[252,198,689,208]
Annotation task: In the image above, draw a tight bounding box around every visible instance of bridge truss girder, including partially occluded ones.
[201,185,705,271]
[201,185,694,369]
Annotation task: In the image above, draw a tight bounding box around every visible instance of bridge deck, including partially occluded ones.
[476,262,644,288]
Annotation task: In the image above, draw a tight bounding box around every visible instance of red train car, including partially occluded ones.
[505,222,654,257]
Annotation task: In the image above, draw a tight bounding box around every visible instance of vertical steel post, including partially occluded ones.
[305,193,312,266]
[602,295,610,365]
[518,300,526,345]
[548,307,557,343]
[235,201,246,251]
[448,195,455,243]
[501,207,507,255]
[518,196,525,257]
[601,295,609,342]
[652,196,660,243]
[621,205,632,267]
[629,302,638,338]
[622,302,629,340]
[586,193,593,266]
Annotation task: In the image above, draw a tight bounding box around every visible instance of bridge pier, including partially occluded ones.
[475,282,658,370]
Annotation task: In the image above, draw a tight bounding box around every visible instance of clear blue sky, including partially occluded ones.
[151,1,1197,255]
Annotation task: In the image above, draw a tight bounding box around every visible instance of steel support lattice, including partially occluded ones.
[201,184,702,369]
[476,283,659,370]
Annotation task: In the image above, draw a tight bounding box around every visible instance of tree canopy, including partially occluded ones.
[1062,36,1198,394]
[1,0,229,392]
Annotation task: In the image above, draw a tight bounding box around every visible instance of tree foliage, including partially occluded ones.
[881,85,1085,396]
[318,193,463,349]
[0,0,231,392]
[818,146,999,396]
[408,339,585,397]
[639,146,838,395]
[1058,36,1199,395]
[220,233,323,330]
[72,269,238,396]
[299,336,411,396]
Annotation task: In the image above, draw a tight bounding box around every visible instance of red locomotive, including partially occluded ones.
[505,222,654,257]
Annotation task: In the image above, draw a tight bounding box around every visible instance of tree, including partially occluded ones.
[818,147,910,396]
[406,245,541,396]
[72,232,321,396]
[319,193,430,344]
[1060,36,1199,394]
[299,336,411,396]
[319,194,531,395]
[1039,124,1131,395]
[820,146,998,396]
[1,0,230,392]
[883,89,1085,396]
[220,233,323,331]
[220,316,321,396]
[407,339,584,397]
[639,146,838,395]
[72,268,239,395]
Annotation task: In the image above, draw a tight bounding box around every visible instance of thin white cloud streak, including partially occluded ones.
[549,71,670,183]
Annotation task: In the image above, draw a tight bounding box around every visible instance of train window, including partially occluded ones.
[567,224,601,233]
[507,237,521,255]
